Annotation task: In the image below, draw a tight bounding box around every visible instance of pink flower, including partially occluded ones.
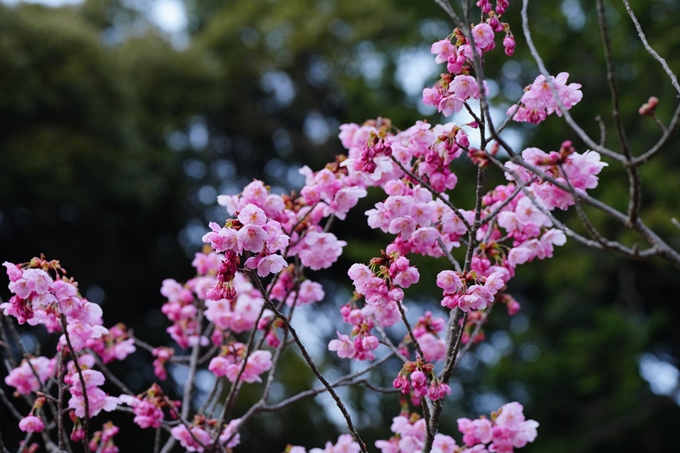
[436,270,463,293]
[4,356,54,394]
[328,332,356,359]
[471,23,495,51]
[237,204,267,226]
[236,224,268,253]
[433,433,457,453]
[431,39,456,64]
[170,425,210,452]
[3,262,22,281]
[19,415,45,433]
[450,75,480,100]
[245,254,287,277]
[503,36,516,56]
[219,418,242,448]
[495,402,525,430]
[209,356,231,377]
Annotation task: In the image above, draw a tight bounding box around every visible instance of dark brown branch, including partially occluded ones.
[596,0,641,226]
[60,315,91,453]
[622,0,680,94]
[631,101,680,166]
[249,272,368,453]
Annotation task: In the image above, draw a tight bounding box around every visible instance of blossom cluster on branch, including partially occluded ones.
[3,0,677,451]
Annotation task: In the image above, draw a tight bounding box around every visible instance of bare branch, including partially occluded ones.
[622,0,680,95]
[60,315,92,453]
[596,0,641,225]
[0,386,23,420]
[632,101,680,166]
[260,353,395,412]
[433,0,465,28]
[249,272,368,453]
[181,309,204,420]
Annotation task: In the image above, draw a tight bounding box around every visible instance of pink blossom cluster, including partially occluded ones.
[270,265,325,307]
[64,360,120,418]
[152,346,173,380]
[508,73,583,124]
[392,360,451,401]
[375,414,457,453]
[1,259,109,350]
[436,269,508,312]
[88,421,120,453]
[423,5,515,117]
[331,115,603,405]
[160,277,204,348]
[89,323,136,364]
[458,402,538,452]
[119,384,170,429]
[328,252,423,361]
[288,433,361,453]
[412,311,447,362]
[208,343,273,383]
[170,418,241,452]
[341,130,395,180]
[4,356,55,395]
[211,178,359,276]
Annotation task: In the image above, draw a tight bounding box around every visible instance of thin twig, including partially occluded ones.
[454,304,494,366]
[433,0,465,28]
[260,353,395,412]
[596,0,640,226]
[395,299,425,360]
[622,0,680,94]
[0,386,23,420]
[154,426,162,453]
[437,238,462,272]
[632,101,680,166]
[181,309,204,420]
[249,272,368,453]
[60,315,92,453]
[595,115,607,147]
[90,353,133,396]
[374,323,408,362]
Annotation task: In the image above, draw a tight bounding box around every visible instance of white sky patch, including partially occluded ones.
[150,0,187,33]
[450,99,524,152]
[395,46,438,98]
[3,0,188,36]
[639,353,680,403]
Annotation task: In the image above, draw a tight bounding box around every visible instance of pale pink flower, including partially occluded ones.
[238,203,267,226]
[431,39,456,64]
[219,418,242,448]
[236,224,267,253]
[19,415,44,433]
[471,23,495,50]
[433,433,457,453]
[328,332,356,359]
[436,270,463,293]
[450,75,480,100]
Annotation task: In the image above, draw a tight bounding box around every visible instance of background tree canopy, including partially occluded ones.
[1,0,679,451]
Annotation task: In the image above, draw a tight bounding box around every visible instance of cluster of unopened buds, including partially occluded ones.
[393,360,452,401]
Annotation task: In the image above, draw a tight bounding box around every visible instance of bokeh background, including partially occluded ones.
[1,0,680,451]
